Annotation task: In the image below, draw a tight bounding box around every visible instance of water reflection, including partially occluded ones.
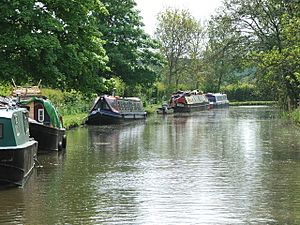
[1,107,300,224]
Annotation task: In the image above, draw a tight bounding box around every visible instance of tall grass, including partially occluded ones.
[42,88,94,116]
[42,88,94,128]
[290,108,300,124]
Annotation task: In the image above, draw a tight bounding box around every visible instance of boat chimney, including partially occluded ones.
[16,91,21,103]
[112,88,116,96]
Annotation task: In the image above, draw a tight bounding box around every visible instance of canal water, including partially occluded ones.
[1,106,300,224]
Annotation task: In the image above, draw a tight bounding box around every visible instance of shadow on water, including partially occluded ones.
[1,106,300,224]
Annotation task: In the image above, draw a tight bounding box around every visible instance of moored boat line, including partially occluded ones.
[0,87,230,188]
[156,90,230,114]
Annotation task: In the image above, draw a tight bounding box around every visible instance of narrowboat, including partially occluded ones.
[170,90,209,113]
[0,105,38,186]
[12,85,67,152]
[18,97,66,152]
[86,95,147,125]
[205,93,229,108]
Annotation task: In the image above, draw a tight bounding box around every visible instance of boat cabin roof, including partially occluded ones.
[206,93,227,97]
[104,95,141,102]
[0,108,26,119]
[0,107,31,147]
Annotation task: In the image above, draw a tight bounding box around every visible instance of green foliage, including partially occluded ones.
[97,0,163,86]
[229,101,276,106]
[156,8,205,90]
[41,88,93,116]
[255,11,300,109]
[204,12,248,92]
[103,77,126,96]
[0,81,13,96]
[221,83,270,102]
[63,113,87,129]
[46,0,109,92]
[205,0,300,109]
[144,104,160,114]
[290,108,300,124]
[0,0,62,83]
[0,0,165,95]
[0,0,108,93]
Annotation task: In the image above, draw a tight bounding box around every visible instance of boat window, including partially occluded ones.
[117,100,128,112]
[103,98,117,110]
[23,112,29,134]
[117,100,123,111]
[216,96,225,101]
[109,100,118,110]
[38,108,44,122]
[14,114,21,137]
[0,123,3,139]
[207,96,216,102]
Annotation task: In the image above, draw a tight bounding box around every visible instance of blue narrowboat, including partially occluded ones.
[205,93,229,108]
[86,95,147,125]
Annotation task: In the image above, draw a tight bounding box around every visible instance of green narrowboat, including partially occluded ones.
[18,97,66,152]
[12,85,66,152]
[0,107,38,186]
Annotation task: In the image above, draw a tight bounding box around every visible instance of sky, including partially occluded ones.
[135,0,224,35]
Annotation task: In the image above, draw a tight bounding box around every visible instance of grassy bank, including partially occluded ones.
[229,101,277,106]
[289,108,300,124]
[41,88,92,129]
[145,104,160,114]
[63,113,88,129]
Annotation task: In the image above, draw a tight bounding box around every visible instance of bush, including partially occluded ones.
[290,108,300,124]
[221,83,272,102]
[0,82,13,96]
[41,88,93,116]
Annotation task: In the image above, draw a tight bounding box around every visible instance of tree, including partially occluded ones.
[204,12,249,92]
[186,21,206,90]
[0,0,109,93]
[155,8,205,90]
[205,0,300,108]
[97,0,163,92]
[42,0,109,92]
[256,10,300,109]
[0,0,62,84]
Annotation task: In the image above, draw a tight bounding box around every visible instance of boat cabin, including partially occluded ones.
[0,108,31,147]
[169,90,209,112]
[18,97,62,129]
[87,95,147,125]
[206,93,229,108]
[92,95,145,113]
[21,99,51,125]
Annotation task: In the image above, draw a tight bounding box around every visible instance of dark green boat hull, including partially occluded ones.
[0,141,38,186]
